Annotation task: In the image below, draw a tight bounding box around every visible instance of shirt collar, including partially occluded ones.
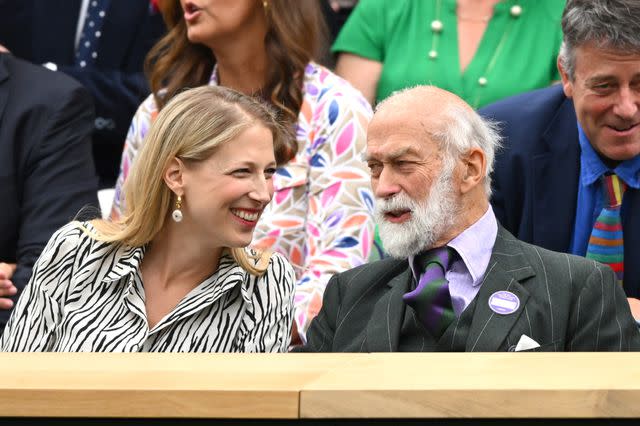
[447,205,498,287]
[409,205,498,287]
[578,124,640,189]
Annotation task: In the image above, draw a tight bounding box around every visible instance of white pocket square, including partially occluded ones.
[514,334,541,351]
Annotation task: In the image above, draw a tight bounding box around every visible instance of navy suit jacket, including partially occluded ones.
[0,53,99,329]
[480,84,640,298]
[0,0,166,187]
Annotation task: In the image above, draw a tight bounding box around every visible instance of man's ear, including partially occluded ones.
[557,55,574,98]
[163,157,185,196]
[459,148,486,194]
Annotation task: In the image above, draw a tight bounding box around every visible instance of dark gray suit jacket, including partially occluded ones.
[300,227,640,352]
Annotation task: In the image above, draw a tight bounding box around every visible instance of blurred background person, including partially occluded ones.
[321,0,358,45]
[1,86,296,352]
[333,0,565,108]
[0,0,166,188]
[111,0,375,343]
[483,0,640,320]
[0,50,99,334]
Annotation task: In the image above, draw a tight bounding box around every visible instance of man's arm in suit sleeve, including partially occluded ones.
[567,262,640,351]
[13,83,99,295]
[292,273,343,352]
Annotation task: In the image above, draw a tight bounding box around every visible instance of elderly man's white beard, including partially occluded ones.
[374,170,458,259]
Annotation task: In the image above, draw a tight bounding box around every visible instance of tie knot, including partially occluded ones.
[602,174,627,208]
[414,246,455,277]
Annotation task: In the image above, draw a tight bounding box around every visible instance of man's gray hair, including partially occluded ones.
[431,106,502,198]
[559,0,640,80]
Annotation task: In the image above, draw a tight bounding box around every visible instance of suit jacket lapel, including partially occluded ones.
[365,268,412,352]
[466,227,535,352]
[532,97,581,252]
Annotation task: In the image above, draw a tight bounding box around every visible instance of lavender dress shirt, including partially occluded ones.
[409,206,498,317]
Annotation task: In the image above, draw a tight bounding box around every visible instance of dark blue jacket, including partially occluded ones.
[480,84,640,297]
[0,53,99,330]
[0,0,166,187]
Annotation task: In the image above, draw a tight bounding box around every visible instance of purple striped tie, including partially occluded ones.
[403,247,455,337]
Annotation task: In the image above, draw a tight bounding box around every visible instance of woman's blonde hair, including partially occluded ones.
[90,85,290,275]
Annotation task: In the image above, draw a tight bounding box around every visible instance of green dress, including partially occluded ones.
[332,0,565,108]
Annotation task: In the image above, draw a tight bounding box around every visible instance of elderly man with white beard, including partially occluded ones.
[297,86,640,352]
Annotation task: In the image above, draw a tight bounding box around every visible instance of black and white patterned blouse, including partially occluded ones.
[1,222,296,352]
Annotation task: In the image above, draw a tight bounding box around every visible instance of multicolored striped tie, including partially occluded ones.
[586,173,626,284]
[403,247,455,338]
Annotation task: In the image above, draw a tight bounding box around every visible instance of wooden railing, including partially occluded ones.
[1,353,639,419]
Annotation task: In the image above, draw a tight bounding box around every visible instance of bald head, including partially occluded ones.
[375,85,474,121]
[368,85,501,198]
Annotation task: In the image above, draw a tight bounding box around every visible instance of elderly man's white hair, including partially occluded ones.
[375,86,503,197]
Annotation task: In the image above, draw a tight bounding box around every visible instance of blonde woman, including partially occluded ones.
[111,0,375,343]
[1,86,296,352]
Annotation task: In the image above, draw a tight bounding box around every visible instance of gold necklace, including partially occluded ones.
[428,0,523,93]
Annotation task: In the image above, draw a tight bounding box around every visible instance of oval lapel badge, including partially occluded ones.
[488,290,520,315]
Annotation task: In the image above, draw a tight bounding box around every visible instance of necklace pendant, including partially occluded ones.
[431,20,443,33]
[510,5,522,17]
[428,50,438,60]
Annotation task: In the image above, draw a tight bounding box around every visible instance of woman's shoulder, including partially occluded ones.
[45,221,92,254]
[129,92,161,131]
[302,62,373,115]
[126,93,161,147]
[47,221,121,256]
[33,221,100,284]
[34,221,139,297]
[136,92,160,115]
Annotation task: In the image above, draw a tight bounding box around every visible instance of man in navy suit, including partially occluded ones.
[481,0,640,320]
[0,52,99,332]
[0,0,165,188]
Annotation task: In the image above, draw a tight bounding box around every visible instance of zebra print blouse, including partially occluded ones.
[1,222,296,352]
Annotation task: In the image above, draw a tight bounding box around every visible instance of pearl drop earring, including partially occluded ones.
[172,195,183,223]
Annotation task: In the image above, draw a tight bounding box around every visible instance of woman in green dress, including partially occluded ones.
[333,0,565,109]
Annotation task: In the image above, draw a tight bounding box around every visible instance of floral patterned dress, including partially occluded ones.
[111,62,375,338]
